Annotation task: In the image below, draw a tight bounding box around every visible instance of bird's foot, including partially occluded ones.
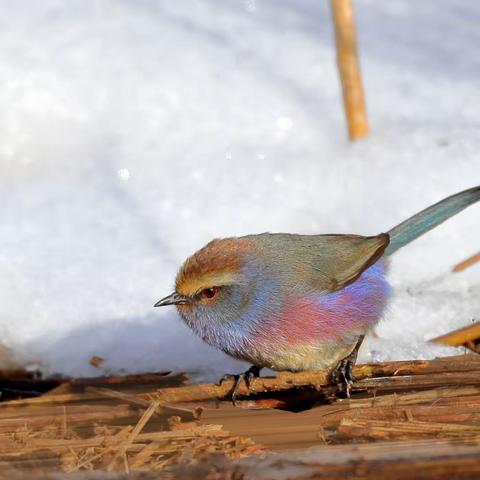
[218,365,262,405]
[331,356,355,398]
[331,335,365,398]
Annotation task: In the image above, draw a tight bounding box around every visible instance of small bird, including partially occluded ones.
[155,186,480,400]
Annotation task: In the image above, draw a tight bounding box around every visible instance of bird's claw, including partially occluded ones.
[218,365,262,405]
[331,356,355,398]
[331,335,365,398]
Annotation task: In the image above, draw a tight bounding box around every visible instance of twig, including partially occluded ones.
[28,425,228,449]
[68,425,133,472]
[330,0,369,140]
[62,406,67,438]
[4,356,479,409]
[107,401,160,471]
[337,417,480,441]
[86,386,202,420]
[453,251,480,272]
[430,322,480,352]
[140,355,480,404]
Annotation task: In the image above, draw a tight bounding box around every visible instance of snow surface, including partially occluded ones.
[0,0,479,380]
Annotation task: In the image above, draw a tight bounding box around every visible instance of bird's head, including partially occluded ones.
[155,237,260,333]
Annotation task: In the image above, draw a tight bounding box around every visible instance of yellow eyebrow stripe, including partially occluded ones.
[176,271,238,296]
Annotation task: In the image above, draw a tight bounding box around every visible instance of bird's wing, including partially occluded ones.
[254,232,390,293]
[308,233,389,292]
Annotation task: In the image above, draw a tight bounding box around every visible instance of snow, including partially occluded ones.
[0,0,479,380]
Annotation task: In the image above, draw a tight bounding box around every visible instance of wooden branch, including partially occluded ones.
[316,396,480,428]
[331,0,369,140]
[141,355,480,404]
[453,250,480,272]
[430,322,480,353]
[85,386,202,420]
[337,418,480,441]
[329,385,480,409]
[4,355,480,408]
[0,404,133,430]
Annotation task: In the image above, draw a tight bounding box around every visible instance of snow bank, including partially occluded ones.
[0,0,478,379]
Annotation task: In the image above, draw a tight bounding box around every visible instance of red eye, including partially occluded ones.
[202,287,218,299]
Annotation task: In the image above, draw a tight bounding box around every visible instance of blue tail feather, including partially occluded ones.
[384,186,480,256]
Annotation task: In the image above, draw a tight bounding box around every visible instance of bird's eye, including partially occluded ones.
[201,287,218,299]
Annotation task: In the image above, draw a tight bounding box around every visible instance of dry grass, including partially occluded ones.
[0,354,479,478]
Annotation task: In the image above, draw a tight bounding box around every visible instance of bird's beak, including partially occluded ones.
[154,292,189,307]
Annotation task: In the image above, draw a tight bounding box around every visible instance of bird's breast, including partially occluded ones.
[235,261,390,371]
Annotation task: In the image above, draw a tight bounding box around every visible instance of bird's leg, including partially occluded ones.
[218,365,263,404]
[331,335,365,398]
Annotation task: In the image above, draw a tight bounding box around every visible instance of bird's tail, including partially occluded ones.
[384,186,480,256]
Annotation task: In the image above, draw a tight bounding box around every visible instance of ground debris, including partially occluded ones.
[0,354,479,478]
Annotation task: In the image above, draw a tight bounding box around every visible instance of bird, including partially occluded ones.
[155,186,480,401]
